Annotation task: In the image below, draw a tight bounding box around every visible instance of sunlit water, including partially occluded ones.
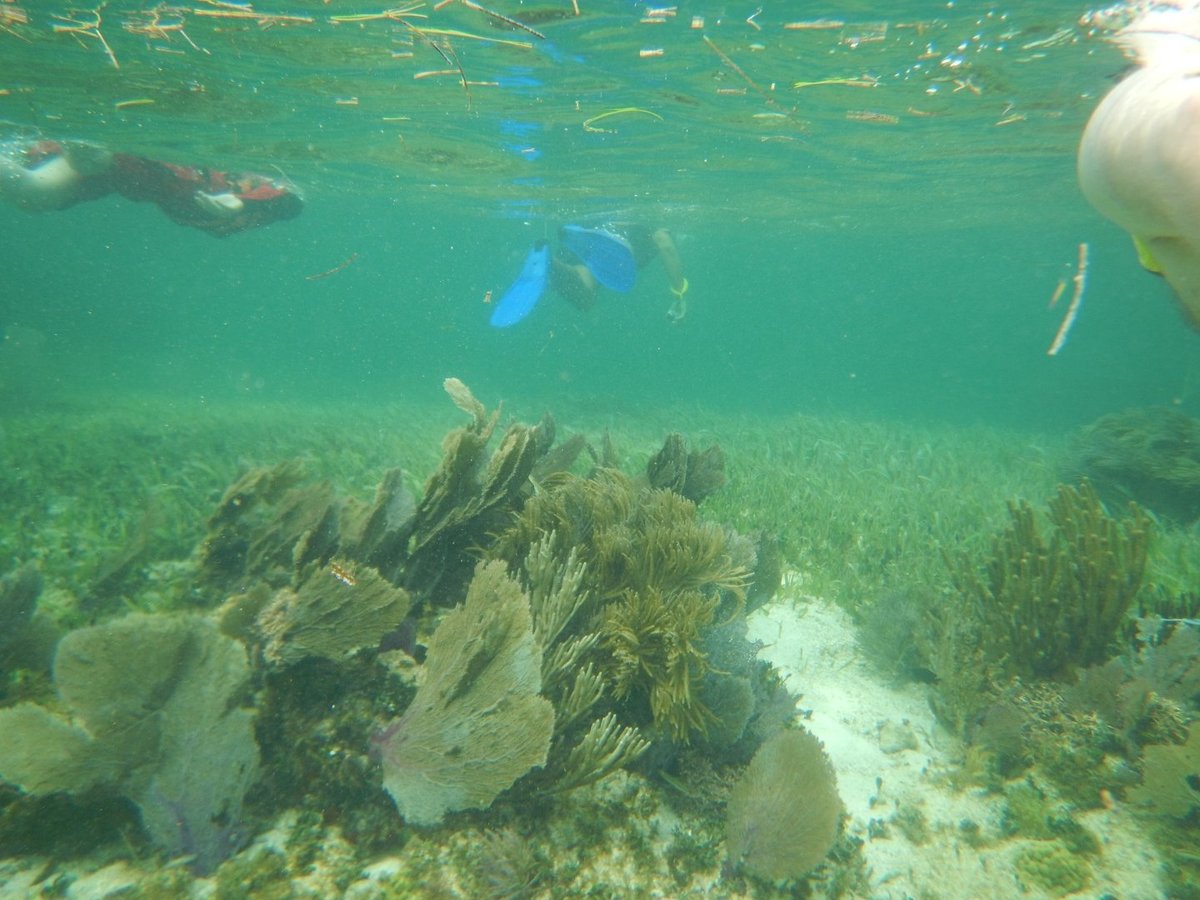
[1,0,1195,429]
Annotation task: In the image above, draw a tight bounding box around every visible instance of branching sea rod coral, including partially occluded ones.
[605,586,721,742]
[948,480,1151,681]
[492,467,752,744]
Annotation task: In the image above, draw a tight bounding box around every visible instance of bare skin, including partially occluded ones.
[1077,14,1200,328]
[550,226,690,322]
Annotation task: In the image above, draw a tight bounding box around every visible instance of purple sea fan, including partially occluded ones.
[375,561,554,826]
[725,728,843,882]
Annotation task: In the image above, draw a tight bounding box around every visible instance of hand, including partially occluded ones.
[666,276,689,324]
[194,190,244,218]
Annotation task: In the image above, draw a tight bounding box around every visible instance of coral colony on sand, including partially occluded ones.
[0,379,845,893]
[1,386,1199,895]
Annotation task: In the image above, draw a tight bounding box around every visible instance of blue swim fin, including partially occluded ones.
[560,225,636,293]
[490,241,550,327]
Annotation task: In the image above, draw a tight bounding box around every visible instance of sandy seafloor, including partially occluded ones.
[747,587,1162,900]
[0,576,1165,900]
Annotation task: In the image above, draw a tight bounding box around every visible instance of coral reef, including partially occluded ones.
[0,384,806,894]
[0,614,258,874]
[725,727,842,882]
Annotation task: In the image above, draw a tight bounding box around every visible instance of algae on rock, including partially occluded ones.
[0,614,259,874]
[1132,723,1200,817]
[375,560,554,826]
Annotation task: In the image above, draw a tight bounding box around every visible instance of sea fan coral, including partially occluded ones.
[725,728,842,882]
[375,561,554,826]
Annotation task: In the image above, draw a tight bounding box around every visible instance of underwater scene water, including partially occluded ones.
[1,1,1199,897]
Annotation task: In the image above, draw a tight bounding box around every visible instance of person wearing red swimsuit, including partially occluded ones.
[0,139,302,236]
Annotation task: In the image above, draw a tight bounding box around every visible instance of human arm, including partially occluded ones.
[651,228,689,323]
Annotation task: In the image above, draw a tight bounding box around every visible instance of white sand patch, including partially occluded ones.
[748,595,1163,899]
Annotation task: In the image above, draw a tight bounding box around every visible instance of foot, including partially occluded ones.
[666,296,687,324]
[194,190,244,217]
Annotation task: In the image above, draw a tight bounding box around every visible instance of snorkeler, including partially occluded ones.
[0,138,302,236]
[1077,7,1200,328]
[489,223,689,328]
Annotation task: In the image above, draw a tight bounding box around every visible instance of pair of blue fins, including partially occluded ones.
[490,224,637,328]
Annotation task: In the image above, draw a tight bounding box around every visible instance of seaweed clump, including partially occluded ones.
[1068,406,1200,524]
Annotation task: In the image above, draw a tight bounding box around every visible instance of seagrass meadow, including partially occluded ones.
[0,389,1198,898]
